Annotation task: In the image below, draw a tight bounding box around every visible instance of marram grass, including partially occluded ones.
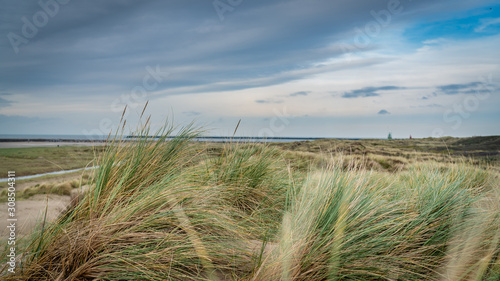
[1,123,498,280]
[254,163,499,280]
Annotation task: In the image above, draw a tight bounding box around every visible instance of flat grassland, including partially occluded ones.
[272,136,500,172]
[1,134,499,280]
[0,146,104,177]
[1,136,498,177]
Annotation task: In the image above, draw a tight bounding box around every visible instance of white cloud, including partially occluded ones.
[475,17,500,32]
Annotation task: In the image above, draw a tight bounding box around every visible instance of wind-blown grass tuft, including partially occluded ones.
[254,162,499,280]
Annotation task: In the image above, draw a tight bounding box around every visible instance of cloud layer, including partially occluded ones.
[342,86,404,98]
[0,0,499,138]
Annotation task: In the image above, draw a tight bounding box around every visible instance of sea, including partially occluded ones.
[0,134,363,143]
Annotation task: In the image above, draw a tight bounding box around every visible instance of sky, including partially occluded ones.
[1,0,499,139]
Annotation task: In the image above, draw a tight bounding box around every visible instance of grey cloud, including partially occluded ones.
[436,82,483,95]
[0,114,64,134]
[342,86,404,98]
[152,57,385,96]
[378,109,390,115]
[0,0,448,96]
[255,99,283,104]
[0,93,13,108]
[289,91,310,97]
[462,89,491,94]
[0,97,13,108]
[423,104,443,108]
[183,111,201,117]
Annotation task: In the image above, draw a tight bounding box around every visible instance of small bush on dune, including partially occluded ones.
[279,149,327,172]
[51,182,72,196]
[69,179,80,189]
[19,183,52,199]
[0,179,85,202]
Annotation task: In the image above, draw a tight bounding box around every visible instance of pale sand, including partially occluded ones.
[0,194,71,239]
[1,181,88,244]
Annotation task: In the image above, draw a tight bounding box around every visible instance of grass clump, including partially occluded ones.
[195,143,296,239]
[0,178,89,202]
[254,162,499,280]
[3,122,287,280]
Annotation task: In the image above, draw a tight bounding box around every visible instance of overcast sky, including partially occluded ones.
[1,0,499,138]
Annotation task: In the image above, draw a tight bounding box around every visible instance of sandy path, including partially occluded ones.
[0,166,91,244]
[0,194,71,240]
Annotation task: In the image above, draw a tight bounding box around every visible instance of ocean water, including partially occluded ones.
[0,134,346,143]
[0,134,109,141]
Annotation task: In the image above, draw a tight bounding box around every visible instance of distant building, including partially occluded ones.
[409,135,412,139]
[388,132,392,140]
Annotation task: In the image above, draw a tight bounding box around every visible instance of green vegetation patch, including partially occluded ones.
[0,176,91,202]
[0,146,104,177]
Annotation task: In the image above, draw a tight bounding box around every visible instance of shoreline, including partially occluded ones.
[0,141,106,149]
[0,138,106,143]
